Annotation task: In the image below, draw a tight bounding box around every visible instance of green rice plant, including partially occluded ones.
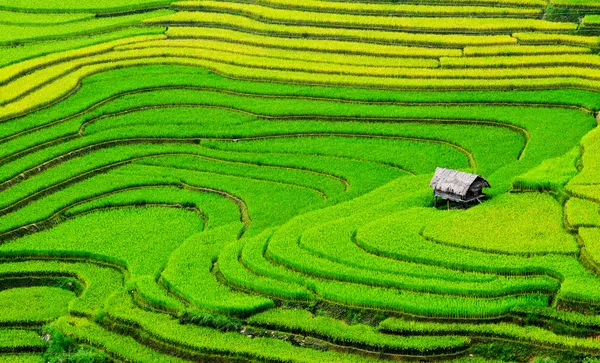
[581,15,600,28]
[512,305,600,328]
[0,11,94,26]
[176,0,542,17]
[240,225,313,291]
[550,0,600,8]
[1,42,178,107]
[566,198,600,228]
[148,5,577,32]
[55,65,600,109]
[134,163,329,232]
[379,318,600,352]
[133,153,343,201]
[0,158,327,238]
[0,0,173,12]
[0,27,166,68]
[161,223,276,316]
[324,0,547,6]
[0,287,75,324]
[99,292,396,362]
[237,195,556,316]
[217,230,315,300]
[5,45,527,112]
[117,38,441,67]
[65,186,241,229]
[566,185,600,205]
[580,228,600,267]
[0,136,344,219]
[0,67,585,170]
[266,181,559,297]
[441,54,600,68]
[356,207,600,304]
[52,316,192,363]
[127,275,186,312]
[0,261,123,317]
[0,142,242,209]
[165,28,454,60]
[0,10,172,45]
[0,86,528,181]
[6,47,600,127]
[311,279,549,318]
[422,193,578,255]
[0,89,591,238]
[202,135,470,177]
[513,32,600,47]
[237,177,555,315]
[238,196,554,316]
[0,354,44,363]
[0,207,203,278]
[247,308,471,354]
[0,100,519,191]
[0,330,45,352]
[0,168,182,234]
[0,34,166,86]
[512,147,579,191]
[568,128,600,187]
[463,45,592,56]
[6,64,600,141]
[286,191,497,284]
[167,20,517,47]
[178,309,243,332]
[5,54,600,123]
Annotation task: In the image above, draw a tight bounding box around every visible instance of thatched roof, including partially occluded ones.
[429,168,490,197]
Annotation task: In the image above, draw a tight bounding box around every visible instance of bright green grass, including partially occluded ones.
[0,287,75,324]
[423,193,578,255]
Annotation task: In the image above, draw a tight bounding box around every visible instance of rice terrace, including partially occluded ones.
[6,0,600,362]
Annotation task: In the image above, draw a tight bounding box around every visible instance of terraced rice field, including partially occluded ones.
[3,0,600,362]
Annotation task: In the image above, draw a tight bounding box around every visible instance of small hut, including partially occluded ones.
[430,167,490,209]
